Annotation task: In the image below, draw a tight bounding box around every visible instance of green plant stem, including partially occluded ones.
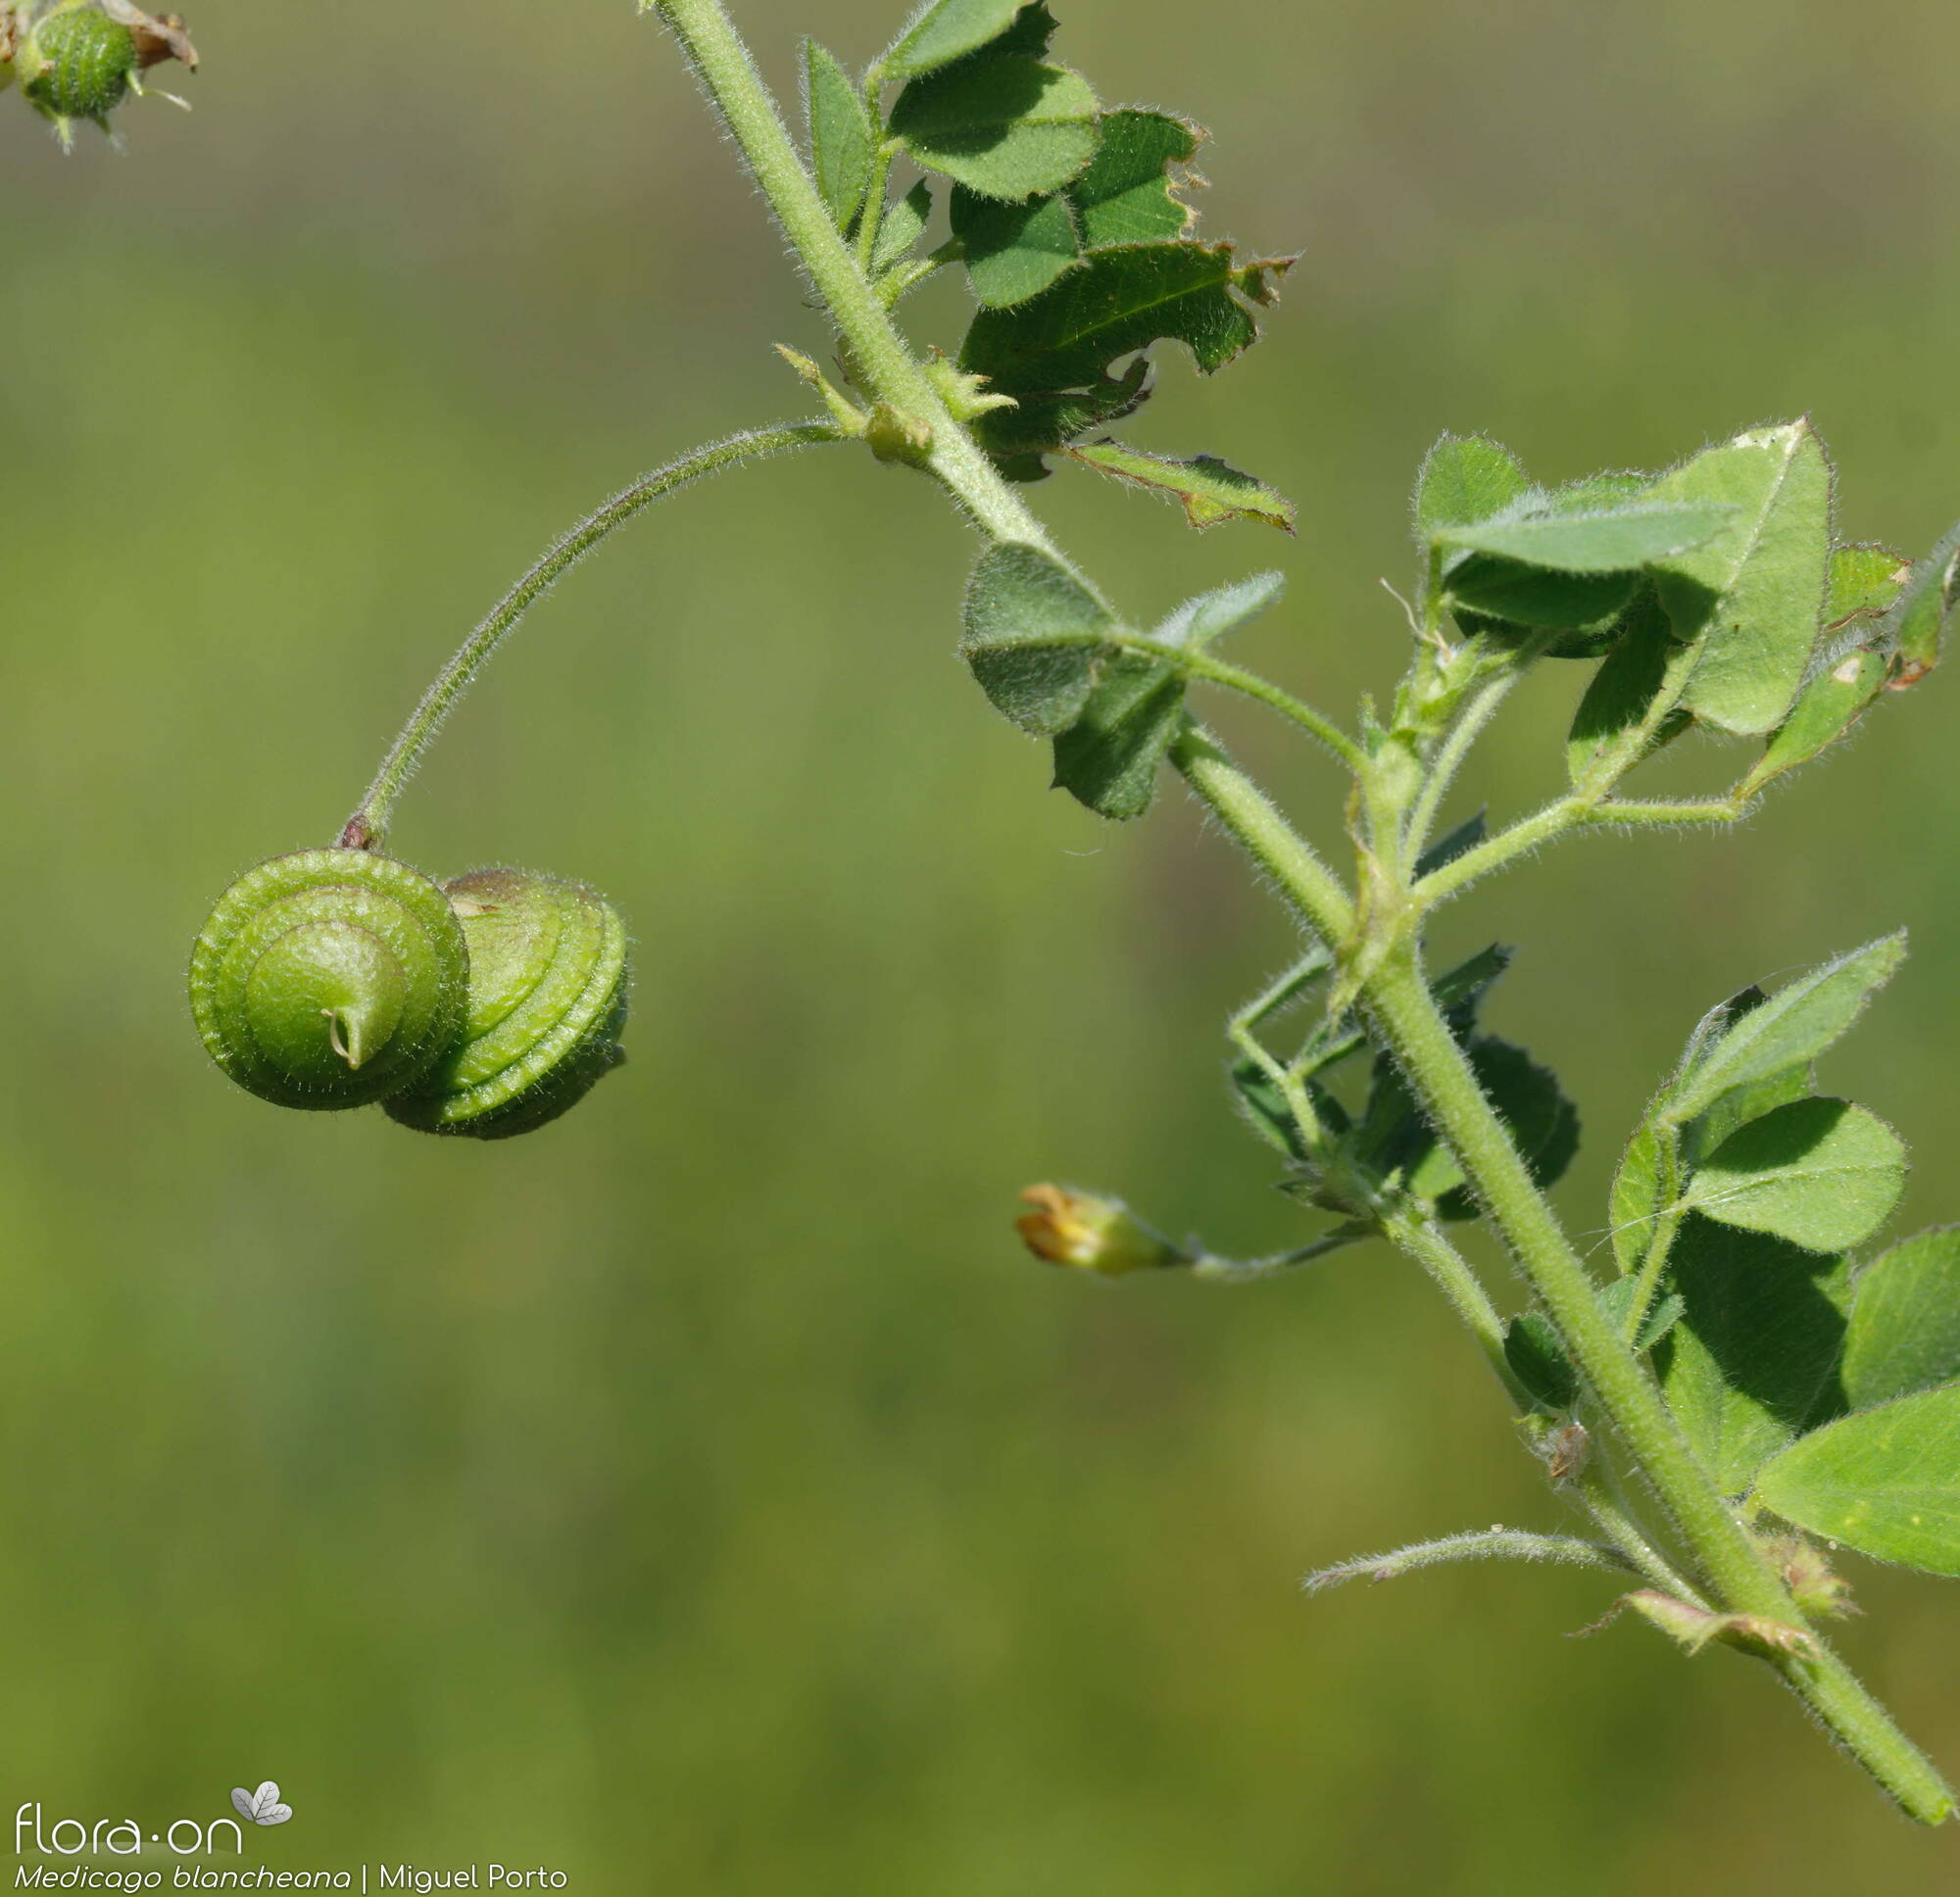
[347,420,843,848]
[648,0,1950,1824]
[1415,793,1749,910]
[1403,671,1519,859]
[855,138,898,270]
[652,0,1061,559]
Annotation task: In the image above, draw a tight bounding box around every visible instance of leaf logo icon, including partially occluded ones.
[230,1782,293,1826]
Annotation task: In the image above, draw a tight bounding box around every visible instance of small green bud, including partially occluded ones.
[1014,1184,1183,1276]
[20,4,138,145]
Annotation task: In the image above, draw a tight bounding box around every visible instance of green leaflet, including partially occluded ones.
[1648,420,1833,736]
[871,181,935,275]
[1842,1229,1960,1410]
[1067,109,1200,247]
[1684,1097,1905,1254]
[1153,571,1286,650]
[963,241,1289,391]
[1414,435,1531,538]
[1755,1384,1960,1577]
[1564,587,1687,788]
[1608,1116,1668,1279]
[952,111,1203,312]
[963,243,1290,466]
[959,542,1113,734]
[879,0,1034,78]
[1505,1313,1579,1412]
[1739,644,1887,799]
[1062,442,1296,531]
[1658,1214,1850,1496]
[951,186,1082,308]
[1435,502,1731,572]
[1884,520,1960,685]
[1664,935,1906,1124]
[805,41,875,233]
[890,56,1099,201]
[1446,562,1635,629]
[1050,653,1185,819]
[1825,543,1909,628]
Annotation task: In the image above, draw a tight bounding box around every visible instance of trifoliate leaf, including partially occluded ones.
[1061,441,1296,531]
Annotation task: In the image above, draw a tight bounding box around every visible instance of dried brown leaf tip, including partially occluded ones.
[104,1,196,72]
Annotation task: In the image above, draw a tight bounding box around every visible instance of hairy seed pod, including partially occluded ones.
[385,868,629,1141]
[189,851,470,1111]
[20,5,138,136]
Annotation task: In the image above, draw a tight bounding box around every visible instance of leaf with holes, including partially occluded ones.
[1067,109,1200,247]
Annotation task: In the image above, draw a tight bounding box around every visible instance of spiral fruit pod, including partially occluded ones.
[384,868,629,1141]
[188,851,470,1111]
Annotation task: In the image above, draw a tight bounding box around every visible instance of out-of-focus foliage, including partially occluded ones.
[6,0,1960,1888]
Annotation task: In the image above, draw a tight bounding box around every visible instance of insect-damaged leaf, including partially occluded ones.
[1841,1228,1960,1411]
[1051,653,1185,819]
[1684,1097,1905,1254]
[1755,1384,1960,1577]
[1062,441,1296,531]
[962,242,1292,464]
[1657,1214,1850,1497]
[1664,934,1905,1124]
[890,55,1099,201]
[1648,420,1833,736]
[1067,109,1201,247]
[960,541,1114,734]
[879,0,1040,79]
[805,41,876,233]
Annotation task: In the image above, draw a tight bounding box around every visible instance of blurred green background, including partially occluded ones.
[7,0,1960,1888]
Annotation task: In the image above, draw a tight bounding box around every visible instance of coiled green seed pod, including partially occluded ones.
[188,850,470,1111]
[385,868,629,1141]
[20,4,137,140]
